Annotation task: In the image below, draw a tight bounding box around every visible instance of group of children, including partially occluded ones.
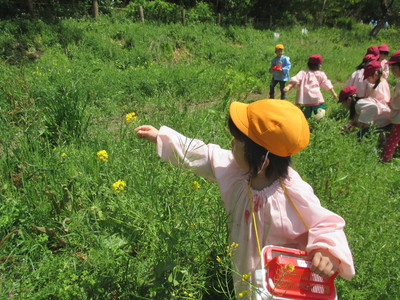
[127,44,400,299]
[340,45,400,162]
[135,45,360,299]
[130,41,400,299]
[268,43,337,120]
[269,43,400,162]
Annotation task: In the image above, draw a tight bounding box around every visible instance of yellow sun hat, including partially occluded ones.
[275,44,284,51]
[229,99,310,157]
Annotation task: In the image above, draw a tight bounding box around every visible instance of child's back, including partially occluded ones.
[290,69,333,105]
[346,69,368,98]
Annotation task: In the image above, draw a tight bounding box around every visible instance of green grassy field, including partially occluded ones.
[1,15,399,299]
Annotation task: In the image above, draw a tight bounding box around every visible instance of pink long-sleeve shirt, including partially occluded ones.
[352,79,392,128]
[365,79,391,105]
[289,70,334,105]
[355,97,391,128]
[381,59,390,79]
[156,126,355,297]
[346,69,368,98]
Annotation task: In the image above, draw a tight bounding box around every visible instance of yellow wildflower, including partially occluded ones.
[216,256,221,263]
[241,273,251,282]
[191,181,200,191]
[96,150,109,162]
[125,112,137,123]
[284,264,295,273]
[238,290,248,298]
[60,153,67,157]
[230,242,239,249]
[112,180,126,194]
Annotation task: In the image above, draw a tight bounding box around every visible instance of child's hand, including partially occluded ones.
[134,125,159,143]
[311,251,339,277]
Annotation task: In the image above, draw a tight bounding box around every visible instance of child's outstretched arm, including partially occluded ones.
[330,88,338,99]
[135,125,159,143]
[283,83,294,92]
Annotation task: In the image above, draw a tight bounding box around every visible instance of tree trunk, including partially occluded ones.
[92,0,99,18]
[139,6,144,22]
[369,18,386,37]
[369,0,394,37]
[27,0,34,15]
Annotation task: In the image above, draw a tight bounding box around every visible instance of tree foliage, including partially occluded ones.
[1,0,399,27]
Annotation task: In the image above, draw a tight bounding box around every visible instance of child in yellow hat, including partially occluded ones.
[135,99,355,298]
[269,44,291,99]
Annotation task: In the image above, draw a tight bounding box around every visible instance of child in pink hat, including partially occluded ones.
[381,50,400,162]
[284,54,338,120]
[378,44,390,78]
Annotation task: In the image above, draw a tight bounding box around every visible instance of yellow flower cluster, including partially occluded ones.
[227,242,239,256]
[96,150,109,162]
[60,153,67,157]
[241,273,251,282]
[191,181,200,191]
[238,290,248,298]
[216,256,221,263]
[284,264,295,273]
[183,291,193,297]
[125,112,137,123]
[112,180,126,194]
[229,242,239,249]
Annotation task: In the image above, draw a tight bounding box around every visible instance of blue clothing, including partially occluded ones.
[269,55,291,81]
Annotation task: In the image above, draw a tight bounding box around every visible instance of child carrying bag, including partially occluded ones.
[251,179,338,300]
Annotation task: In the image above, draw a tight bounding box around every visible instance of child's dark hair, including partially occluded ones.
[372,68,383,89]
[391,62,400,69]
[348,95,362,120]
[380,51,389,56]
[228,117,291,179]
[307,62,320,71]
[356,61,367,70]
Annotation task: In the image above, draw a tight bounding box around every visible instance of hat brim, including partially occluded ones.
[229,102,250,137]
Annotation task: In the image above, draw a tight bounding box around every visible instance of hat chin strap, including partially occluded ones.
[257,151,270,175]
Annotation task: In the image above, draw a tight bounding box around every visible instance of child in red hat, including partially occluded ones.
[366,45,380,59]
[364,60,391,107]
[135,99,355,298]
[284,54,338,120]
[381,50,400,162]
[346,54,377,98]
[338,86,391,138]
[378,44,390,79]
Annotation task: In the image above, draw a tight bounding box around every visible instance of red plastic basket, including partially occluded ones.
[262,246,337,300]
